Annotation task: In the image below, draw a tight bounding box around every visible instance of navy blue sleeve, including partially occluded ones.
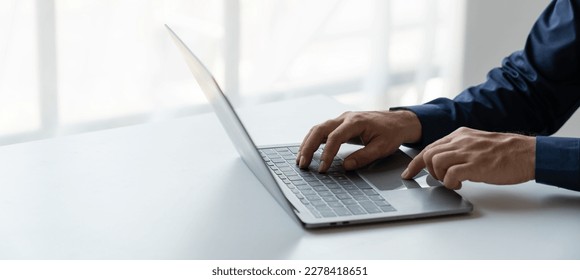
[536,136,580,188]
[397,0,580,191]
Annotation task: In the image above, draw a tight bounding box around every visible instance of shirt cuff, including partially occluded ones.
[535,136,580,191]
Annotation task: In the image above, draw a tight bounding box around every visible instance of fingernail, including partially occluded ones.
[318,160,326,173]
[299,156,306,168]
[295,152,301,165]
[401,168,409,178]
[344,159,356,170]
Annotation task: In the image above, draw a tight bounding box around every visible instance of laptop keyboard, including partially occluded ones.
[260,146,396,218]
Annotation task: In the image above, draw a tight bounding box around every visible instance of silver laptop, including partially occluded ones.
[166,25,473,228]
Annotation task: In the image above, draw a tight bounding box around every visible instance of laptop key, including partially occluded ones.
[330,188,346,194]
[346,205,366,215]
[317,191,334,197]
[321,179,335,184]
[352,195,370,202]
[374,200,391,206]
[341,198,358,205]
[305,194,321,201]
[328,201,343,208]
[347,190,364,196]
[328,167,344,173]
[330,162,343,168]
[288,147,300,154]
[313,186,327,192]
[287,176,303,181]
[311,200,327,207]
[369,195,386,201]
[362,189,378,196]
[322,196,338,202]
[310,211,322,219]
[302,190,317,196]
[282,170,296,176]
[315,173,329,179]
[326,184,340,189]
[308,181,323,187]
[276,162,289,167]
[342,184,357,190]
[319,210,337,218]
[379,205,397,212]
[303,176,318,182]
[333,207,352,216]
[314,205,332,211]
[293,180,307,186]
[349,176,372,189]
[293,165,307,172]
[360,201,381,214]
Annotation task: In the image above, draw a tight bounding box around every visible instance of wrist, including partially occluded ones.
[525,136,536,181]
[511,134,536,181]
[391,110,422,144]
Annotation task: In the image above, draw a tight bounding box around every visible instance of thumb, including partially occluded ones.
[343,142,391,170]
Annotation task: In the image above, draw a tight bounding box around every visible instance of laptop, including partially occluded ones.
[165,25,473,228]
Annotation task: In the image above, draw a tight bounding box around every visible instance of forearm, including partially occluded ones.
[399,0,580,148]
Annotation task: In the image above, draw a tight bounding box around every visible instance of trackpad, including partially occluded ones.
[357,150,433,191]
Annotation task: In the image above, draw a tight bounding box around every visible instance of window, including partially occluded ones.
[0,1,40,141]
[0,0,465,146]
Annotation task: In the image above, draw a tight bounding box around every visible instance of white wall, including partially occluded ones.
[462,0,579,136]
[462,0,548,87]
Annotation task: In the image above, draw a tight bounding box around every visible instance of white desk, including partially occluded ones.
[1,95,579,259]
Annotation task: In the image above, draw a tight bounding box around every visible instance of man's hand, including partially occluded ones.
[402,127,536,190]
[297,110,422,173]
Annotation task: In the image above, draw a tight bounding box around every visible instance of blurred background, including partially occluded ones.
[0,0,549,146]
